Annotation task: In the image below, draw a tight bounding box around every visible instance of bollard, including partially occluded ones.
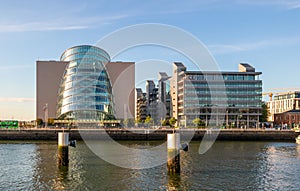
[167,133,181,174]
[58,132,69,166]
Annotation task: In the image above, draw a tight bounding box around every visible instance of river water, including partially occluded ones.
[0,141,300,191]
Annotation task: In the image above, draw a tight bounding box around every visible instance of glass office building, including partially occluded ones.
[171,63,262,128]
[56,45,114,120]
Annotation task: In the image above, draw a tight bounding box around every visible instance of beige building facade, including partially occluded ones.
[267,92,300,121]
[36,60,135,121]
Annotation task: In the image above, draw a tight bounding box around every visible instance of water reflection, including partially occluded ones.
[1,141,300,190]
[167,173,181,191]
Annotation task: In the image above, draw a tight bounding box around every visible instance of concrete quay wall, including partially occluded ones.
[0,129,299,141]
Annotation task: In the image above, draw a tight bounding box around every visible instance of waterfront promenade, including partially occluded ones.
[0,128,298,141]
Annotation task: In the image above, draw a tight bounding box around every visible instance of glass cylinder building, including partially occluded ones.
[56,45,114,120]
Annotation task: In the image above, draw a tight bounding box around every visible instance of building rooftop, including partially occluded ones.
[239,63,255,72]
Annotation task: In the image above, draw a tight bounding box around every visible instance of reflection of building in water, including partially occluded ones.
[167,173,181,190]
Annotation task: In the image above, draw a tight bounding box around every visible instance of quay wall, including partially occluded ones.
[0,129,299,141]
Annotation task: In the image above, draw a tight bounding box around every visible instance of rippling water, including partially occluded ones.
[0,141,300,191]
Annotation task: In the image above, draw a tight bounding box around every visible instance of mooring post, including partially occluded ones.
[58,132,69,166]
[167,133,181,174]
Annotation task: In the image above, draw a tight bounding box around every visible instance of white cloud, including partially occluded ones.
[236,0,300,9]
[0,14,128,32]
[0,97,35,103]
[0,64,33,70]
[208,36,300,54]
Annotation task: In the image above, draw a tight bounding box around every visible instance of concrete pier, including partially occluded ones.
[167,133,181,174]
[58,132,69,166]
[0,128,299,141]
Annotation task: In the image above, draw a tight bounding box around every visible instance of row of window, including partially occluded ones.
[183,103,261,107]
[61,46,110,62]
[184,89,262,95]
[60,88,111,98]
[62,80,109,91]
[60,104,108,115]
[187,74,256,81]
[185,82,262,88]
[64,74,109,83]
[184,97,261,101]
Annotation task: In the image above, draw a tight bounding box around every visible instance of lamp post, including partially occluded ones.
[43,103,48,128]
[226,110,229,129]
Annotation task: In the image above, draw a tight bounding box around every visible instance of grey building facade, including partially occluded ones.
[171,62,262,128]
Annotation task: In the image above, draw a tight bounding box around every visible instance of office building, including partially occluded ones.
[171,62,262,128]
[36,61,69,121]
[36,45,135,122]
[274,110,300,128]
[57,45,114,120]
[268,91,300,121]
[158,72,172,119]
[135,88,147,122]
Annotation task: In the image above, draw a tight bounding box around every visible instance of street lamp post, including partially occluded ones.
[43,103,48,128]
[226,110,228,129]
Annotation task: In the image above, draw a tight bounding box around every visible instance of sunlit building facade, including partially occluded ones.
[171,62,262,128]
[56,45,114,120]
[268,91,300,122]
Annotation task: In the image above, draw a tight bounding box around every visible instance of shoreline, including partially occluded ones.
[0,128,299,141]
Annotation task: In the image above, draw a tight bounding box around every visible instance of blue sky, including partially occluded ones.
[0,0,300,120]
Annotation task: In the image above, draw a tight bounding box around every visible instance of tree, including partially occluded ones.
[260,102,269,122]
[169,117,177,127]
[192,118,205,128]
[104,114,116,120]
[144,116,153,126]
[161,118,170,126]
[48,118,55,126]
[36,118,43,126]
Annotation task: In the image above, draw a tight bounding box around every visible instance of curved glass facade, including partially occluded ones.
[56,45,114,120]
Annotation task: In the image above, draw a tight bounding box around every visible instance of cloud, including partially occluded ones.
[236,0,300,9]
[0,65,33,70]
[208,36,300,54]
[0,97,35,103]
[0,14,128,32]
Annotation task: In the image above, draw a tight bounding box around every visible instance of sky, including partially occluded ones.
[0,0,300,120]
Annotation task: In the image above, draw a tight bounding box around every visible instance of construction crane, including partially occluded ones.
[263,88,300,101]
[262,92,274,101]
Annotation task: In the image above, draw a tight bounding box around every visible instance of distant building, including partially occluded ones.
[135,88,147,122]
[171,62,262,128]
[267,91,300,122]
[158,72,172,119]
[145,80,159,124]
[274,110,300,128]
[36,45,135,122]
[36,61,69,121]
[135,76,171,125]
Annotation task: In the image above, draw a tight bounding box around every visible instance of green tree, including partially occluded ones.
[48,118,55,126]
[169,117,177,127]
[144,116,153,126]
[161,118,170,126]
[36,118,43,126]
[192,118,205,128]
[104,114,116,120]
[260,102,269,122]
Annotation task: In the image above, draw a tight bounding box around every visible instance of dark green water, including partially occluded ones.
[0,141,300,191]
